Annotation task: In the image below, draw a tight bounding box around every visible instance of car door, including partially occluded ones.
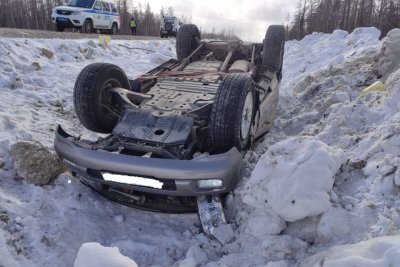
[92,0,103,28]
[101,2,112,28]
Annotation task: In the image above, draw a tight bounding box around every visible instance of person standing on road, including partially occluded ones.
[129,17,137,36]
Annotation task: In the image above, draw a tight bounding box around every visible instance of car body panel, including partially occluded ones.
[54,126,245,197]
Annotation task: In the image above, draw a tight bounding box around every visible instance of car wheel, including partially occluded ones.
[176,24,201,61]
[262,25,285,80]
[110,23,118,35]
[56,25,64,32]
[82,19,93,34]
[208,74,256,153]
[73,63,131,133]
[165,22,173,32]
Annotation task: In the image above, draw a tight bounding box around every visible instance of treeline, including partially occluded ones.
[0,0,238,40]
[287,0,400,40]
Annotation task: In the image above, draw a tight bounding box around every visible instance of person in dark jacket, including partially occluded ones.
[129,17,137,35]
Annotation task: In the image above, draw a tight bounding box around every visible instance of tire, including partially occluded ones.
[262,25,285,78]
[165,22,172,32]
[56,25,64,32]
[208,74,256,153]
[81,19,93,34]
[176,24,201,61]
[110,23,118,35]
[73,63,131,133]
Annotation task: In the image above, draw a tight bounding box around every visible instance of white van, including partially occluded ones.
[51,0,120,34]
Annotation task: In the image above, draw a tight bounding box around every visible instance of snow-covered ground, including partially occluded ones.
[1,27,400,266]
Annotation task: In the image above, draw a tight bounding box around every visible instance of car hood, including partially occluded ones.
[54,6,90,12]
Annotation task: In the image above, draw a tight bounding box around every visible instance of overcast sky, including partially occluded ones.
[137,0,297,42]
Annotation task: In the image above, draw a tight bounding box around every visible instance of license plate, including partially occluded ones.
[58,17,68,22]
[102,173,163,189]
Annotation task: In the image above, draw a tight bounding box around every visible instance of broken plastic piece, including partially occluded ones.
[361,81,387,96]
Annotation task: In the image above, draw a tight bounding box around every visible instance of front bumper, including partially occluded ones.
[54,126,245,196]
[52,15,83,27]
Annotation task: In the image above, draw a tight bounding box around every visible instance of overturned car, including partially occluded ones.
[54,24,285,236]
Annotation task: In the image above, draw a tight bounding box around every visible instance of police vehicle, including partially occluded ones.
[51,0,120,34]
[160,16,181,38]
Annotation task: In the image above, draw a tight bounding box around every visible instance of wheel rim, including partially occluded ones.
[241,91,254,140]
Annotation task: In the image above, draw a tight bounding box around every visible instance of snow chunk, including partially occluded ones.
[241,209,286,236]
[114,215,124,223]
[316,207,361,244]
[213,224,235,245]
[74,243,138,267]
[177,245,208,267]
[300,235,400,267]
[379,28,400,77]
[266,261,288,267]
[243,137,347,222]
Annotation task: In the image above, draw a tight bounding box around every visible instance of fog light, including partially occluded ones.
[197,179,223,189]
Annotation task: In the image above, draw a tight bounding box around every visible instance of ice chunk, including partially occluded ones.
[243,137,347,222]
[74,243,138,267]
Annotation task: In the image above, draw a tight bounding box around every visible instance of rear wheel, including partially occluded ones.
[81,19,93,34]
[73,63,131,133]
[176,24,201,61]
[110,23,118,35]
[262,25,285,80]
[208,74,256,153]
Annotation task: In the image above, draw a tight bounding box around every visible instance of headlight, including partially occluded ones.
[197,179,223,189]
[72,11,80,15]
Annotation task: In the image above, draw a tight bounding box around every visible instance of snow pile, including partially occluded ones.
[74,243,138,267]
[243,137,347,222]
[300,235,400,267]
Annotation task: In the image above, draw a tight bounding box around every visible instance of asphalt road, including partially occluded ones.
[0,27,162,40]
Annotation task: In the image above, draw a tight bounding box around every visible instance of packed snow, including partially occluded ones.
[1,27,400,266]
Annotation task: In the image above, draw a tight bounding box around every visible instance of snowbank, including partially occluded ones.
[300,235,400,267]
[74,243,138,267]
[243,137,347,222]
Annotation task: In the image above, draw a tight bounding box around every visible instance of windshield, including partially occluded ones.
[67,0,95,8]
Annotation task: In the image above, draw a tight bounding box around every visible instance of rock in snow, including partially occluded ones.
[9,141,66,185]
[74,243,138,267]
[243,137,347,222]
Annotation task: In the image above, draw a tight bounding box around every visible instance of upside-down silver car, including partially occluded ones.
[54,24,285,236]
